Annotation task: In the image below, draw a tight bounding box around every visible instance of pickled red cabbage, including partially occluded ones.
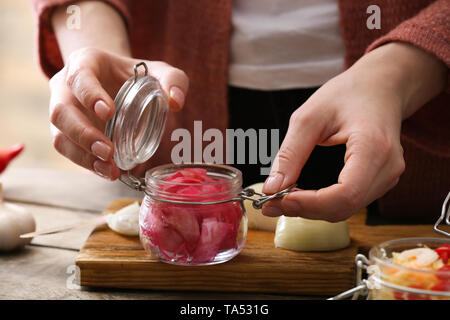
[141,168,243,263]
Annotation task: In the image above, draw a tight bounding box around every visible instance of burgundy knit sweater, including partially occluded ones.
[30,0,450,220]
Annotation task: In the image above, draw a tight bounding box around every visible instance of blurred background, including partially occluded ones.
[0,0,80,171]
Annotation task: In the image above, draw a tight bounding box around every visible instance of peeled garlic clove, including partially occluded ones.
[274,215,350,252]
[106,201,140,236]
[244,183,279,232]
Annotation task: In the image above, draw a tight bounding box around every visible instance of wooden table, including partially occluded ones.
[0,168,315,300]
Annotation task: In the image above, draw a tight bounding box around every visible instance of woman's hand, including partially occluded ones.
[49,47,189,179]
[262,42,447,222]
[49,1,188,180]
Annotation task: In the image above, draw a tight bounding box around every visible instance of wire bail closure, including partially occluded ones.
[434,191,450,237]
[328,254,370,300]
[144,183,297,206]
[120,170,146,191]
[240,184,297,209]
[134,62,148,81]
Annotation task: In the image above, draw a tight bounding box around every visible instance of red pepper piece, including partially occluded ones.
[435,244,450,264]
[436,265,450,281]
[143,167,242,263]
[430,281,450,292]
[393,290,405,300]
[0,143,24,174]
[406,285,431,300]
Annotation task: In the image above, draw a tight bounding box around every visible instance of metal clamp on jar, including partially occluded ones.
[106,62,296,265]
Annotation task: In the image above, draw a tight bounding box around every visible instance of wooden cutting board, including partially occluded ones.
[76,199,448,296]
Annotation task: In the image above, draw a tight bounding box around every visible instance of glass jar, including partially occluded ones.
[106,63,259,265]
[367,238,450,300]
[105,62,168,181]
[139,163,247,265]
[330,237,450,300]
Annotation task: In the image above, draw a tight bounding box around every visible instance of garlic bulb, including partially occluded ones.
[274,215,350,252]
[106,201,140,236]
[0,183,36,251]
[243,182,279,232]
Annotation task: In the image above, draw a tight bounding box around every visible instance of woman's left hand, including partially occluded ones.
[261,42,447,222]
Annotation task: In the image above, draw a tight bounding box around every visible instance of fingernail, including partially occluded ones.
[169,86,185,111]
[263,173,284,194]
[262,206,283,217]
[283,199,302,215]
[94,100,110,121]
[91,141,112,161]
[93,160,112,179]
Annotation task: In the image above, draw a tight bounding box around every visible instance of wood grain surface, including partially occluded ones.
[76,199,449,296]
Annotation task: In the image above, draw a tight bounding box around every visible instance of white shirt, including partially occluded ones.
[228,0,345,90]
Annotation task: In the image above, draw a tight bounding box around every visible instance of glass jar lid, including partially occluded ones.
[105,62,168,190]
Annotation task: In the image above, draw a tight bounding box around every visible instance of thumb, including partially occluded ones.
[262,109,326,195]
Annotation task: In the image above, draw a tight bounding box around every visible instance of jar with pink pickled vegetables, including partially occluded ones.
[105,63,249,264]
[140,163,248,265]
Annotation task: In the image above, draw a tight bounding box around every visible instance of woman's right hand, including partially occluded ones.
[49,47,189,180]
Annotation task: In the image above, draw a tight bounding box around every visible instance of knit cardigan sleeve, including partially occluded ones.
[29,0,131,79]
[366,0,450,90]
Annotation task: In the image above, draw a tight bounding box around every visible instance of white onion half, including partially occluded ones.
[275,215,350,251]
